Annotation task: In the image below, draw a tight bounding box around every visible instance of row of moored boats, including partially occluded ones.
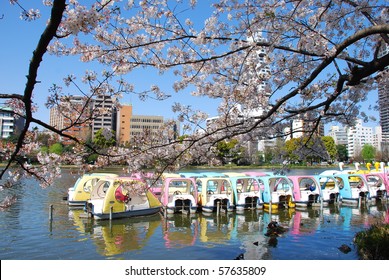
[66,162,389,220]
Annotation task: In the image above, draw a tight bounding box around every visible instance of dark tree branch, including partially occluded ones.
[0,0,66,180]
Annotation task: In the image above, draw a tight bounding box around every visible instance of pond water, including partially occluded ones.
[0,167,388,261]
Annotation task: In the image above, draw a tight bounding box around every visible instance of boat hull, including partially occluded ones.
[68,200,87,208]
[165,206,197,214]
[92,206,161,220]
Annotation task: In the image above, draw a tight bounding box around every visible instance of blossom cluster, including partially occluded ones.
[2,0,388,188]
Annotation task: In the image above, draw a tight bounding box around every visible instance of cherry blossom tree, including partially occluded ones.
[0,0,388,190]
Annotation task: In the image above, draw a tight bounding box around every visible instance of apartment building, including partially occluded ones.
[327,126,348,146]
[49,94,181,146]
[0,106,24,139]
[346,119,381,158]
[284,115,325,141]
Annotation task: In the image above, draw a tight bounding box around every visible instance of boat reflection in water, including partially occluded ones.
[338,201,389,230]
[162,214,199,248]
[69,209,161,257]
[67,200,389,259]
[290,208,321,235]
[197,210,270,260]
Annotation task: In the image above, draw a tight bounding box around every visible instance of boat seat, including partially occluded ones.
[127,195,148,205]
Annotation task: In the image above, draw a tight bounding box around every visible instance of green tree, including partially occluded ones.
[36,133,53,147]
[322,136,337,162]
[336,144,348,162]
[40,146,49,154]
[361,144,376,162]
[283,138,301,163]
[49,143,63,155]
[5,132,21,144]
[216,139,244,165]
[284,136,329,164]
[93,128,116,149]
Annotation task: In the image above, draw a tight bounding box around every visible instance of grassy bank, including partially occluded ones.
[354,223,389,260]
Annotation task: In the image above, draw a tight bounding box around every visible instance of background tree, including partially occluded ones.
[35,133,51,147]
[321,136,338,163]
[284,136,330,164]
[0,1,388,187]
[336,144,349,162]
[361,144,376,162]
[283,138,301,163]
[92,128,116,149]
[353,147,364,162]
[48,143,63,155]
[215,139,243,165]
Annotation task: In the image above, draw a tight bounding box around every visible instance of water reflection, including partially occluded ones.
[69,210,161,257]
[93,218,160,257]
[339,202,389,229]
[67,201,389,259]
[162,214,199,248]
[290,209,320,235]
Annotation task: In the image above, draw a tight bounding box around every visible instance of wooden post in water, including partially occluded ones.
[49,204,53,221]
[109,206,113,220]
[217,201,220,216]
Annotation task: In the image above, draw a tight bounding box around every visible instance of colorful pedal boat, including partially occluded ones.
[360,173,388,201]
[222,173,263,212]
[196,176,235,213]
[314,175,340,205]
[67,173,118,207]
[149,172,182,195]
[333,173,371,205]
[86,176,162,220]
[256,174,295,210]
[288,175,321,208]
[159,177,198,214]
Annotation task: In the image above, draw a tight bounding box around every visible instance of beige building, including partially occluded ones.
[130,115,164,141]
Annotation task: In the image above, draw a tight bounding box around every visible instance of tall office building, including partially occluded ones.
[91,94,115,139]
[49,106,64,131]
[213,31,274,163]
[240,32,271,118]
[373,125,382,152]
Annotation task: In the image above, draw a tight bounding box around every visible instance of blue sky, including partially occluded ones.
[0,2,380,134]
[0,2,219,124]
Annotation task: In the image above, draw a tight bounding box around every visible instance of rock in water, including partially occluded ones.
[338,244,352,254]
